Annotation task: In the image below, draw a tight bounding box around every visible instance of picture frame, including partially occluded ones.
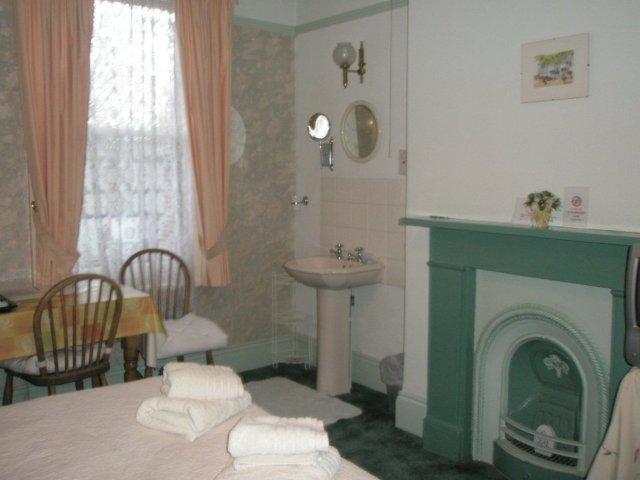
[521,33,589,103]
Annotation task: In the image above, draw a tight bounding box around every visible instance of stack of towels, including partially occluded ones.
[216,416,342,479]
[136,362,252,441]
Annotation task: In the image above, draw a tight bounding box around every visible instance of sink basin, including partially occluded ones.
[283,256,383,290]
[283,256,384,396]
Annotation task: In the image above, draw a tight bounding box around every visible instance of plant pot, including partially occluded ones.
[531,210,552,229]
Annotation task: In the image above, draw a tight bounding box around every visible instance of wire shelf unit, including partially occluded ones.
[271,272,314,368]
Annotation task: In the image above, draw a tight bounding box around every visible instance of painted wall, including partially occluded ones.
[294,7,408,363]
[192,25,295,345]
[400,0,640,437]
[0,0,32,293]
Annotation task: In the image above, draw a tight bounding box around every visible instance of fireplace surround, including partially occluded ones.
[401,216,640,479]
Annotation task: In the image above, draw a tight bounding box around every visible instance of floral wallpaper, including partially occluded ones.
[190,25,296,345]
[0,0,32,289]
[0,12,296,346]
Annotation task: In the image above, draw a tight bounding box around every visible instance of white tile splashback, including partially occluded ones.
[321,177,406,287]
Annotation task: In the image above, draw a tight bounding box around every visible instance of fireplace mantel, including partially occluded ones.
[401,216,640,464]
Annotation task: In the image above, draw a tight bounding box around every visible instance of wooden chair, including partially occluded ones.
[1,274,123,405]
[119,249,228,377]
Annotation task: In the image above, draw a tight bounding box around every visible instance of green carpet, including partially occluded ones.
[241,364,505,480]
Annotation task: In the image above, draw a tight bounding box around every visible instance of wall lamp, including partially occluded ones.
[332,41,366,88]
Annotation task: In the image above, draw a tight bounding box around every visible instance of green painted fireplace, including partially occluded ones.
[401,216,640,479]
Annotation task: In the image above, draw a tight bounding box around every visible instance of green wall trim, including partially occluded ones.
[234,16,296,36]
[411,219,633,462]
[235,1,409,36]
[295,0,408,35]
[402,216,640,246]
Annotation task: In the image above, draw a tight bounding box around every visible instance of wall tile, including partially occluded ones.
[367,204,388,232]
[384,258,405,287]
[351,178,369,204]
[333,202,351,228]
[367,179,388,205]
[321,176,336,202]
[387,178,406,206]
[350,203,367,229]
[367,229,388,259]
[387,205,406,233]
[387,231,405,259]
[334,177,352,203]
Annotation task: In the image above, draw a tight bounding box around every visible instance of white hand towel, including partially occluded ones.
[136,391,251,441]
[227,416,329,457]
[588,368,640,479]
[161,362,244,401]
[217,447,341,480]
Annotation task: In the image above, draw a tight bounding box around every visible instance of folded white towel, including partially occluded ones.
[161,362,244,401]
[136,391,251,441]
[217,447,341,480]
[233,452,319,470]
[228,416,329,458]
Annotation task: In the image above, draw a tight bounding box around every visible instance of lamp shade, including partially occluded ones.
[332,42,357,68]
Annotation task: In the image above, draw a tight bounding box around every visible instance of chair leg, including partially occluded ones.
[47,385,56,396]
[3,371,14,406]
[91,376,101,388]
[177,355,185,362]
[75,380,84,391]
[144,366,154,377]
[99,374,108,387]
[206,350,214,365]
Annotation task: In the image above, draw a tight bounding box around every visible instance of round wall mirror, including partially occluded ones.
[340,101,380,163]
[307,113,331,141]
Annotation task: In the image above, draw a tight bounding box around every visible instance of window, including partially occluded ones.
[77,0,194,278]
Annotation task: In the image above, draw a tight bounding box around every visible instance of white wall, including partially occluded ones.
[401,0,640,437]
[294,7,408,363]
[407,0,640,229]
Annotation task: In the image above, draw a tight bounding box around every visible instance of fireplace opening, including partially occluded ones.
[500,339,584,471]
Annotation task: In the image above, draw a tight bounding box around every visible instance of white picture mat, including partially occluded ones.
[521,33,589,103]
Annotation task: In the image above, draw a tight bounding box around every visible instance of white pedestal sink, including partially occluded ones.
[283,256,383,395]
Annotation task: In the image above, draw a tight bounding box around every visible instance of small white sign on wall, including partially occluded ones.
[563,186,590,227]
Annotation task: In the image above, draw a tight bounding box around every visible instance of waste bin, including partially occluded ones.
[379,353,404,414]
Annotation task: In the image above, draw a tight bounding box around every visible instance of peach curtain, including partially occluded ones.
[13,0,94,288]
[175,0,233,287]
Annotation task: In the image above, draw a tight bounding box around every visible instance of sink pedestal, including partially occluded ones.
[316,289,351,396]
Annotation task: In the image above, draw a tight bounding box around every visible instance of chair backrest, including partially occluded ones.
[119,248,191,321]
[33,274,123,378]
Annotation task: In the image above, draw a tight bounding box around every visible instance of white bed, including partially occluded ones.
[0,377,379,480]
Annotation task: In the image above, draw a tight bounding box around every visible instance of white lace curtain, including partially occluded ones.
[76,0,194,278]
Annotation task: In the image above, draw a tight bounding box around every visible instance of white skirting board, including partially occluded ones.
[395,391,427,437]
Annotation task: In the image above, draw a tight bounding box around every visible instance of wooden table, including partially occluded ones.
[0,285,163,382]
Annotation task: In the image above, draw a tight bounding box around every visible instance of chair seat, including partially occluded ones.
[156,313,228,360]
[0,347,104,376]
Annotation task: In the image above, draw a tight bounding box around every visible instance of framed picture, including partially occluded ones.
[521,33,589,103]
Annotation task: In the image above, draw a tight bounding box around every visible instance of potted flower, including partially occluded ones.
[524,191,561,229]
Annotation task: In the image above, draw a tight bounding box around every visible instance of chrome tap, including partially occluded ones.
[330,243,344,260]
[347,246,366,264]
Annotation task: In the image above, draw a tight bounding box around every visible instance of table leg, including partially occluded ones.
[122,336,142,382]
